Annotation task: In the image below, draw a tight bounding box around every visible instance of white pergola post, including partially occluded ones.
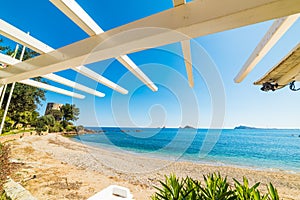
[0,82,15,134]
[50,0,158,91]
[0,44,19,109]
[172,0,194,87]
[181,40,194,87]
[0,43,24,134]
[0,84,7,109]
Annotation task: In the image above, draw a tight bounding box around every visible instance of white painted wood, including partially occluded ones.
[43,73,104,97]
[116,55,158,91]
[2,0,300,84]
[235,13,300,83]
[0,52,104,97]
[50,0,104,35]
[181,40,194,87]
[73,66,128,94]
[50,0,157,91]
[20,79,85,99]
[0,44,21,134]
[0,19,124,94]
[0,19,53,54]
[0,82,15,134]
[0,84,7,109]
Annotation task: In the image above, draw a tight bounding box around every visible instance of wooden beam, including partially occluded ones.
[73,66,128,94]
[181,40,194,87]
[0,19,53,54]
[50,0,158,91]
[0,20,125,94]
[50,0,104,35]
[42,73,105,97]
[0,52,104,97]
[235,13,300,83]
[2,0,300,84]
[20,79,85,99]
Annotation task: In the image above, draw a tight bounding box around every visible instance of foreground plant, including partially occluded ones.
[234,177,266,200]
[200,173,234,200]
[152,173,280,200]
[152,174,194,200]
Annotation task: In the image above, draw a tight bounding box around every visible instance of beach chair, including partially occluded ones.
[87,185,133,200]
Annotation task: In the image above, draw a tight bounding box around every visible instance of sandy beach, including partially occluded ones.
[3,133,300,200]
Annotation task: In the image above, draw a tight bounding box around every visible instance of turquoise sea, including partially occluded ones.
[71,128,300,172]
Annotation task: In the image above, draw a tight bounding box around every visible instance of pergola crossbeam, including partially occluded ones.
[50,0,158,92]
[0,52,105,97]
[73,66,128,94]
[1,0,300,84]
[0,19,125,94]
[20,79,85,99]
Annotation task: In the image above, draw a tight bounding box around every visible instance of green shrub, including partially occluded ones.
[0,191,11,200]
[234,177,265,200]
[152,174,197,200]
[152,173,280,200]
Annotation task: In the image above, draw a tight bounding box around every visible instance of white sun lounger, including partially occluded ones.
[87,185,133,200]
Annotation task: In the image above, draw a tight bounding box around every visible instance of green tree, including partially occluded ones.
[61,104,80,123]
[17,111,32,129]
[34,115,55,134]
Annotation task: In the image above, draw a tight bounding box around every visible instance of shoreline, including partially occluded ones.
[70,134,300,174]
[5,133,300,199]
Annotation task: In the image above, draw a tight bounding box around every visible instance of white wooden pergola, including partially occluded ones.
[1,0,300,133]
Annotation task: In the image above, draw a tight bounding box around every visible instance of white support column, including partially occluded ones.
[181,40,194,87]
[172,0,193,87]
[50,0,158,92]
[0,86,3,99]
[235,13,300,83]
[0,82,15,134]
[0,84,7,109]
[0,43,23,134]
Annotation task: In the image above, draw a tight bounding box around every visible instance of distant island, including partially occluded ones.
[234,125,258,130]
[179,125,196,129]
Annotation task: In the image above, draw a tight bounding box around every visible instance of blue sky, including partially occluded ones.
[1,0,300,128]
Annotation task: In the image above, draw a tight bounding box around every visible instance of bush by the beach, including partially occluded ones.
[0,192,11,200]
[0,143,11,193]
[152,173,279,200]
